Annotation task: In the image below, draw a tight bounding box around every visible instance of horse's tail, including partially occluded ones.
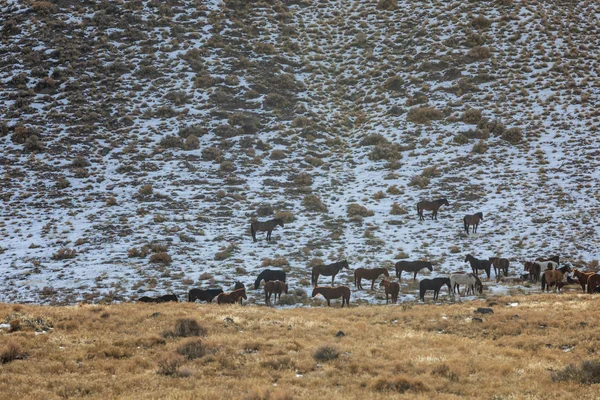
[463,216,468,234]
[541,273,546,291]
[250,222,256,241]
[188,291,192,302]
[311,269,315,286]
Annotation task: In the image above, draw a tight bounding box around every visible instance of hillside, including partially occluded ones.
[1,0,600,304]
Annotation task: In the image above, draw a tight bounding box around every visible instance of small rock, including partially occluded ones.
[150,312,161,318]
[224,317,234,324]
[475,307,494,314]
[512,315,520,319]
[472,317,483,323]
[335,330,345,337]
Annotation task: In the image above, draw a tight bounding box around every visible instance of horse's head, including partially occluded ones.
[276,218,284,228]
[441,198,449,206]
[342,260,350,269]
[235,281,245,290]
[382,269,390,277]
[254,279,261,290]
[478,212,483,220]
[284,283,289,294]
[464,254,471,262]
[240,289,248,300]
[380,279,388,288]
[311,288,319,297]
[427,264,433,271]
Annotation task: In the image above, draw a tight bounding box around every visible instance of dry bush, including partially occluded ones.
[260,356,296,371]
[214,124,240,139]
[302,195,327,212]
[471,15,491,30]
[149,252,172,265]
[502,127,523,144]
[256,204,274,217]
[270,150,287,160]
[472,140,488,154]
[292,172,312,186]
[383,76,404,91]
[202,146,222,161]
[172,319,206,338]
[360,133,389,147]
[390,202,408,215]
[219,161,236,172]
[23,135,43,152]
[177,338,207,360]
[184,135,199,150]
[552,360,600,384]
[275,211,295,223]
[150,243,168,253]
[376,0,397,10]
[138,184,153,196]
[461,109,482,124]
[406,92,428,106]
[160,136,184,149]
[406,107,443,124]
[128,246,150,258]
[178,125,207,138]
[371,375,427,393]
[313,344,339,362]
[106,197,118,206]
[156,353,185,376]
[31,1,56,14]
[261,258,289,267]
[1,342,25,364]
[51,248,76,260]
[372,191,386,200]
[264,93,293,110]
[347,204,374,218]
[468,46,491,60]
[368,143,404,161]
[408,175,430,188]
[386,185,402,195]
[215,243,237,261]
[304,156,323,167]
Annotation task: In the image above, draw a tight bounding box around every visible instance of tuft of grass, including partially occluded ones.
[371,375,427,393]
[302,195,327,213]
[313,344,339,362]
[149,252,172,265]
[406,107,443,124]
[156,354,185,376]
[1,342,25,364]
[502,127,523,144]
[347,203,374,218]
[176,338,207,360]
[552,360,600,384]
[51,248,76,260]
[390,202,408,215]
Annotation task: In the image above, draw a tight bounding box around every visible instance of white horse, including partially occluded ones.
[450,273,482,296]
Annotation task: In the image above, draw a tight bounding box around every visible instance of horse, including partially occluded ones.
[254,269,286,290]
[234,281,245,304]
[541,265,571,292]
[394,260,433,282]
[250,218,284,242]
[465,254,492,279]
[138,294,178,303]
[216,288,247,304]
[417,198,449,221]
[450,273,482,296]
[463,212,483,234]
[524,261,542,283]
[354,267,389,290]
[264,280,288,306]
[573,269,596,292]
[380,279,400,304]
[188,288,223,303]
[489,257,509,278]
[311,260,349,286]
[311,286,351,308]
[536,255,559,265]
[587,274,600,293]
[419,277,451,301]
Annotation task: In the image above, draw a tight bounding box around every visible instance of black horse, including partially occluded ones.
[465,254,492,279]
[395,260,433,281]
[419,278,451,301]
[138,294,178,303]
[311,260,350,286]
[254,269,287,290]
[234,281,245,305]
[251,218,284,242]
[188,288,223,303]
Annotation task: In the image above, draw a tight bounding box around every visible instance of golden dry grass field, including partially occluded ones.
[1,294,599,400]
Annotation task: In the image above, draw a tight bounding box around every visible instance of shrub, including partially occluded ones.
[202,146,222,161]
[23,135,43,152]
[106,197,118,206]
[305,156,323,167]
[160,135,184,149]
[468,46,491,60]
[71,156,90,168]
[368,143,403,161]
[149,252,172,265]
[178,125,207,138]
[313,344,339,362]
[257,204,274,217]
[270,149,287,160]
[471,15,491,30]
[214,124,239,138]
[390,202,408,215]
[360,133,389,146]
[552,360,600,384]
[408,175,430,188]
[302,195,327,212]
[214,243,237,260]
[264,93,292,110]
[261,258,289,267]
[219,161,236,172]
[51,248,76,260]
[502,127,523,144]
[347,204,374,218]
[383,76,404,91]
[173,319,206,338]
[406,92,428,106]
[177,339,207,360]
[275,211,295,223]
[139,184,153,196]
[293,173,312,186]
[472,140,488,154]
[184,135,199,150]
[164,90,189,105]
[157,354,184,376]
[461,109,482,124]
[386,185,402,195]
[371,375,427,393]
[376,0,397,10]
[31,1,56,14]
[406,107,443,124]
[1,342,25,364]
[229,113,261,134]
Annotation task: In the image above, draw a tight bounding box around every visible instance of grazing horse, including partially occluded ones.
[264,280,288,306]
[463,212,483,234]
[254,269,287,290]
[395,260,433,282]
[524,261,542,283]
[188,288,223,303]
[354,267,389,290]
[573,269,596,292]
[234,281,245,304]
[536,255,560,265]
[489,257,509,278]
[250,218,284,242]
[311,286,351,308]
[465,254,492,279]
[419,277,452,301]
[450,273,482,296]
[417,198,449,221]
[216,288,247,304]
[541,265,571,292]
[138,294,178,303]
[311,260,350,287]
[587,274,600,293]
[380,279,400,304]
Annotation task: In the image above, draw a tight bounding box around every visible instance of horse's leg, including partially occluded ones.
[331,274,335,286]
[251,226,257,242]
[370,279,375,290]
[326,298,331,307]
[414,270,418,281]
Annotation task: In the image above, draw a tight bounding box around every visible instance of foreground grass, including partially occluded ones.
[1,294,599,399]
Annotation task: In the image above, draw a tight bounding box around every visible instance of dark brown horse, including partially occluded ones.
[419,278,451,301]
[587,274,600,293]
[465,254,492,279]
[395,260,433,281]
[573,269,595,292]
[354,267,389,290]
[417,198,449,221]
[541,265,571,292]
[380,279,400,304]
[536,255,559,265]
[463,212,483,234]
[250,218,284,242]
[524,261,542,283]
[138,294,178,303]
[216,288,247,304]
[264,280,288,306]
[311,260,349,286]
[188,288,223,303]
[311,286,351,307]
[254,269,286,289]
[489,257,509,278]
[234,281,245,304]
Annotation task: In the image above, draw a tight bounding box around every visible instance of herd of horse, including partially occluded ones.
[137,198,599,307]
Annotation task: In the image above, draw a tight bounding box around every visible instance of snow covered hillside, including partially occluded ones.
[1,0,599,304]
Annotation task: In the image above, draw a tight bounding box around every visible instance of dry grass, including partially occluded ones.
[1,295,600,399]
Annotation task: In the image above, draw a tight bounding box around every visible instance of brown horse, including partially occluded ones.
[216,288,247,304]
[311,260,349,286]
[417,198,449,221]
[311,286,351,307]
[395,260,433,281]
[264,280,288,306]
[489,257,509,278]
[541,265,571,292]
[380,279,400,304]
[573,269,596,292]
[587,274,600,293]
[463,212,483,234]
[354,267,389,290]
[250,218,284,242]
[524,261,542,283]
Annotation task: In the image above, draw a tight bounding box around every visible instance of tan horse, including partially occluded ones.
[354,267,389,290]
[216,288,247,304]
[463,212,483,234]
[541,266,571,292]
[572,269,596,292]
[587,274,600,293]
[311,286,351,307]
[380,279,400,304]
[264,280,288,306]
[489,257,509,278]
